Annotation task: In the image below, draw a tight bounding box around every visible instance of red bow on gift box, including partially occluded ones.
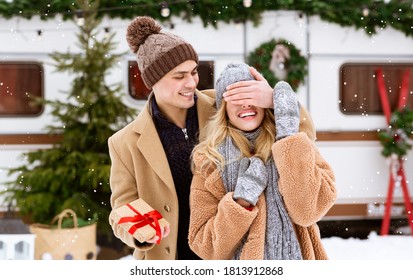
[118,203,163,244]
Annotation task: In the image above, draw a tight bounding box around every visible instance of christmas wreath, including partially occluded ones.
[378,108,413,158]
[247,39,307,91]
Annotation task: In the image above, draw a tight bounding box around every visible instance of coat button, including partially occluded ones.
[164,205,171,212]
[165,246,170,254]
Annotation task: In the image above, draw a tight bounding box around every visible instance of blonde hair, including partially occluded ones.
[191,101,275,175]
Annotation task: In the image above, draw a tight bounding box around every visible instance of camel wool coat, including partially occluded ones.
[188,131,337,260]
[108,90,215,260]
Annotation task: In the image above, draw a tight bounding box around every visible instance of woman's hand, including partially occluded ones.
[274,81,300,140]
[233,157,268,206]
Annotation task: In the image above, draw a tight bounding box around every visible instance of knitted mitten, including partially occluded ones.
[233,157,268,206]
[273,81,300,140]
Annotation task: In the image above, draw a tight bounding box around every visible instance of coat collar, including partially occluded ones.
[195,89,215,141]
[131,90,215,190]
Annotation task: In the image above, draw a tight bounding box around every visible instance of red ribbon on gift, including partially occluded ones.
[118,203,163,244]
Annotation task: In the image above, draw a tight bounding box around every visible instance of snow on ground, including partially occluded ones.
[321,231,413,259]
[120,230,413,260]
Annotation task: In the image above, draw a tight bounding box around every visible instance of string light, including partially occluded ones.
[160,2,170,18]
[0,0,197,21]
[362,7,370,17]
[0,22,130,37]
[295,12,305,25]
[243,0,252,8]
[75,11,85,26]
[0,1,197,35]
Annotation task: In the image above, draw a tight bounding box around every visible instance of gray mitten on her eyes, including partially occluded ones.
[233,157,268,206]
[273,81,300,140]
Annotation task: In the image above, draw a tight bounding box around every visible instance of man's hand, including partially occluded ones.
[146,224,171,244]
[223,67,274,109]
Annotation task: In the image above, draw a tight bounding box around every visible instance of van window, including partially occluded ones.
[128,60,214,100]
[339,63,413,115]
[0,62,44,116]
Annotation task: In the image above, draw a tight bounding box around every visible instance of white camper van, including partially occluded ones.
[1,11,413,237]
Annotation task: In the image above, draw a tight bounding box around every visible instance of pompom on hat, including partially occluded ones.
[126,16,199,89]
[215,62,255,109]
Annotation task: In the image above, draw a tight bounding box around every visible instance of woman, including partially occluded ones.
[189,63,337,260]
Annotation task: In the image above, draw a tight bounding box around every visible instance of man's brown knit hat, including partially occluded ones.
[126,16,199,89]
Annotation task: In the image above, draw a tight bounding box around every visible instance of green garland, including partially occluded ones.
[247,39,307,91]
[378,108,413,159]
[1,1,413,40]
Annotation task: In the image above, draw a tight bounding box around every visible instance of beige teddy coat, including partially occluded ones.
[189,131,337,260]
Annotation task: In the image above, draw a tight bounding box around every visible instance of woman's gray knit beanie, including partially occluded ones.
[215,62,254,109]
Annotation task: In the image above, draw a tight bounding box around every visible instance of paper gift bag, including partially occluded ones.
[29,209,97,260]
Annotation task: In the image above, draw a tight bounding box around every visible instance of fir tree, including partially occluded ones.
[3,0,136,237]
